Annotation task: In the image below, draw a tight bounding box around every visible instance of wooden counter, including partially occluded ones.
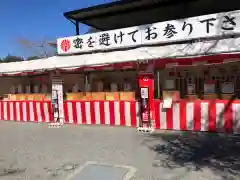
[8,93,51,101]
[221,94,234,100]
[203,94,218,100]
[7,92,136,101]
[185,95,199,101]
[66,92,136,101]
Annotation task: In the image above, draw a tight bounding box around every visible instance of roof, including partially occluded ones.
[64,0,188,30]
[63,0,240,31]
[1,38,240,75]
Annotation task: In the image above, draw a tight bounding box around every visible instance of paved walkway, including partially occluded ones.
[0,121,239,180]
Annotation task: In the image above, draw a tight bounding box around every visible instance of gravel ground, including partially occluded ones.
[0,121,238,180]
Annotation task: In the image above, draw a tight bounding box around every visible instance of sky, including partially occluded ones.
[0,0,114,58]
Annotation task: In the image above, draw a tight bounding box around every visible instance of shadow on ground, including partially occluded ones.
[0,167,26,177]
[142,131,240,180]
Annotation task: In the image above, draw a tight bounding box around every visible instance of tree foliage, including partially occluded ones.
[17,38,57,58]
[27,56,41,60]
[0,55,24,63]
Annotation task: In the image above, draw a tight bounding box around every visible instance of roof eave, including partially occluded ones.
[63,0,138,21]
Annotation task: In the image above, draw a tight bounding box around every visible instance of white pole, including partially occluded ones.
[84,73,89,92]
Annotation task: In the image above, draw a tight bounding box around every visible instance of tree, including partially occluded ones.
[2,55,24,63]
[27,56,41,60]
[17,38,57,58]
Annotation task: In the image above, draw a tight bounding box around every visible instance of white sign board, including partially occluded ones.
[25,84,31,93]
[33,85,39,93]
[17,84,23,93]
[165,79,175,90]
[204,83,216,94]
[187,84,196,95]
[58,10,240,55]
[10,85,16,94]
[72,83,79,93]
[163,98,173,109]
[52,76,64,123]
[221,82,234,94]
[141,87,149,99]
[110,83,118,92]
[41,84,48,93]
